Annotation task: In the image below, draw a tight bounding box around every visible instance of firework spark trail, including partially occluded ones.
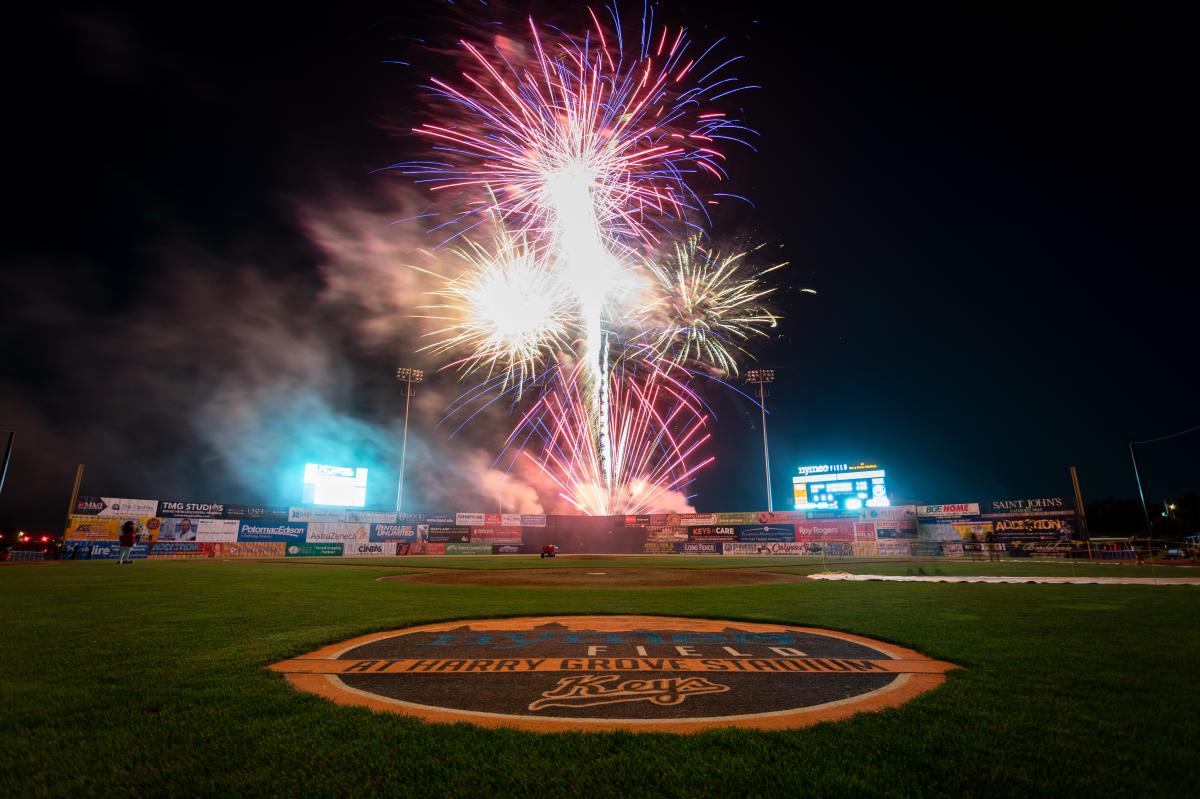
[511,360,715,515]
[401,6,779,513]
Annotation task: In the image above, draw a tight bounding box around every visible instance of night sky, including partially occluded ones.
[3,2,1197,531]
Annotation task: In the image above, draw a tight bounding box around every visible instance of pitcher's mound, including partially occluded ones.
[382,567,806,589]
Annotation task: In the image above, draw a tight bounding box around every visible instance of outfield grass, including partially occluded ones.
[2,558,1198,797]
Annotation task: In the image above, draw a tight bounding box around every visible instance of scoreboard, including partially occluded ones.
[793,462,889,510]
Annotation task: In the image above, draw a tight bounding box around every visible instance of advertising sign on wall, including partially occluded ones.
[917,503,980,518]
[674,541,721,555]
[286,542,343,557]
[455,512,486,527]
[212,542,287,558]
[74,496,160,518]
[985,497,1070,515]
[724,542,820,556]
[492,543,524,554]
[445,542,493,555]
[370,523,419,542]
[469,528,523,542]
[158,500,225,518]
[427,526,471,543]
[288,507,345,523]
[65,516,120,540]
[223,505,288,521]
[680,513,717,526]
[425,513,456,525]
[993,517,1073,542]
[237,522,307,543]
[305,523,369,543]
[397,542,445,555]
[158,518,201,542]
[734,524,794,542]
[343,542,397,557]
[687,525,736,541]
[715,512,759,525]
[794,520,856,541]
[344,510,398,524]
[519,514,547,527]
[757,510,804,523]
[196,519,240,542]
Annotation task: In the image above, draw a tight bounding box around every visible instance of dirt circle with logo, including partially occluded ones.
[271,616,955,732]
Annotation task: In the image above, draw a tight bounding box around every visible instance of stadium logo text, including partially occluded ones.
[270,616,955,733]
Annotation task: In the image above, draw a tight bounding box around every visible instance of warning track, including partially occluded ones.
[380,567,807,588]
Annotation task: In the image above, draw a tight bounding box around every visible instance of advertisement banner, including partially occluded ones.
[305,523,369,543]
[804,509,863,519]
[286,542,343,557]
[917,503,980,518]
[445,542,493,555]
[624,514,650,526]
[852,541,879,557]
[427,526,471,543]
[679,513,717,526]
[397,542,445,555]
[993,517,1073,542]
[85,542,150,560]
[499,513,522,528]
[287,507,345,523]
[370,523,419,543]
[643,541,676,553]
[714,512,759,525]
[724,542,821,556]
[237,521,307,543]
[65,516,120,540]
[424,512,456,525]
[853,522,878,541]
[149,542,214,559]
[877,540,912,557]
[951,521,994,541]
[482,513,503,527]
[195,519,240,542]
[687,525,736,541]
[396,512,426,524]
[73,496,159,518]
[454,512,486,527]
[734,524,794,542]
[492,543,525,554]
[158,500,225,518]
[222,505,288,521]
[343,542,397,557]
[344,510,398,524]
[212,542,286,558]
[520,514,547,527]
[469,528,523,542]
[865,506,918,521]
[66,516,160,541]
[756,510,804,523]
[674,541,721,555]
[794,520,856,542]
[875,520,917,539]
[158,518,201,542]
[985,497,1070,515]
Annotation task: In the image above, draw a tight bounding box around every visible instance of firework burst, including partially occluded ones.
[399,6,785,514]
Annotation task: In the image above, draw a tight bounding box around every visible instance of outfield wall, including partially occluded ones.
[61,495,1081,559]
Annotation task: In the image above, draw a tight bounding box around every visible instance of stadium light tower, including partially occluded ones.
[394,367,424,513]
[745,369,775,512]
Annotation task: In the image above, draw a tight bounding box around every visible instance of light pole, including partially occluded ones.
[394,367,424,514]
[746,369,775,512]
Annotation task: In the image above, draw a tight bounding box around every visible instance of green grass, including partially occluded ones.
[2,558,1198,797]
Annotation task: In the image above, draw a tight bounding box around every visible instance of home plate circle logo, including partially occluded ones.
[270,615,955,733]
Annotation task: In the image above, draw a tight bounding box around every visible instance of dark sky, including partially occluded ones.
[3,2,1197,530]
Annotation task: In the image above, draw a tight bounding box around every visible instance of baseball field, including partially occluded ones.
[3,556,1198,797]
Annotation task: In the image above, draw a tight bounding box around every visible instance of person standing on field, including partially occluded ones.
[117,521,137,564]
